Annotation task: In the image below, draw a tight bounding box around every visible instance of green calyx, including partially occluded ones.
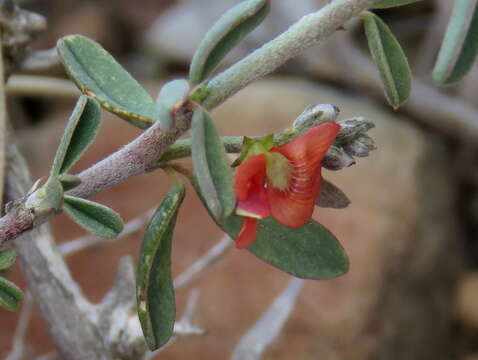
[231,134,274,167]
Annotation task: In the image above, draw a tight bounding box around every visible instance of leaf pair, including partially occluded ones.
[48,95,123,238]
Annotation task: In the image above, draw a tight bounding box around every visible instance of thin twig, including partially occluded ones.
[230,278,304,360]
[5,292,33,360]
[58,207,156,256]
[6,75,79,98]
[174,234,233,289]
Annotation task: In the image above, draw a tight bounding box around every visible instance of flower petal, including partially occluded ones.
[236,181,271,218]
[268,122,340,228]
[268,170,322,228]
[236,217,258,249]
[273,122,340,164]
[234,153,267,201]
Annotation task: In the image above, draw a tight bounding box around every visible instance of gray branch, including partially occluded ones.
[230,278,304,360]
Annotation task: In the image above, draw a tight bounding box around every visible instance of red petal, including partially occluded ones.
[236,217,258,249]
[236,181,271,218]
[234,154,267,201]
[273,122,340,164]
[268,122,340,228]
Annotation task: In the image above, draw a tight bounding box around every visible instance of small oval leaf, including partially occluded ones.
[137,184,185,350]
[156,79,190,131]
[191,108,236,220]
[371,0,423,9]
[51,96,101,175]
[189,0,270,84]
[58,173,81,191]
[51,96,87,175]
[221,216,349,279]
[362,11,411,109]
[433,0,478,84]
[63,195,123,238]
[57,35,158,129]
[0,249,16,270]
[60,98,101,173]
[0,277,24,311]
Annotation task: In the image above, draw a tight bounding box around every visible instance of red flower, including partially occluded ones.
[234,122,340,249]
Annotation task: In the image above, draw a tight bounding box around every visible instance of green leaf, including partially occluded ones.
[189,0,270,84]
[156,79,190,131]
[63,195,123,238]
[51,96,101,175]
[137,184,185,350]
[58,173,81,191]
[57,35,158,129]
[371,0,422,9]
[191,108,236,220]
[0,249,15,270]
[61,98,101,173]
[0,277,24,311]
[220,216,349,279]
[362,11,411,109]
[433,0,478,84]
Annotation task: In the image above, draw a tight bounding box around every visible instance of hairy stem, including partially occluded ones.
[0,0,380,243]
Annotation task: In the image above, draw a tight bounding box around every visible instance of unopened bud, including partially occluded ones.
[335,117,374,145]
[293,104,339,131]
[323,146,356,171]
[344,134,376,158]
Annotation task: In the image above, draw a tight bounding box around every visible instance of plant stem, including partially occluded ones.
[200,0,382,109]
[0,0,381,243]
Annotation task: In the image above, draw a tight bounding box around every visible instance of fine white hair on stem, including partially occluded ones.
[230,278,304,360]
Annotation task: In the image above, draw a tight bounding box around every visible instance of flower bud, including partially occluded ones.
[343,134,376,158]
[292,104,340,131]
[335,117,375,145]
[323,146,356,171]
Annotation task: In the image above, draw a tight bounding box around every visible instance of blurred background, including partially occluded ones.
[2,0,478,359]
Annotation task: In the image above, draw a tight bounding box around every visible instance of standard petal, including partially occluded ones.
[268,170,322,228]
[273,122,340,164]
[236,217,259,249]
[234,153,267,201]
[267,122,339,228]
